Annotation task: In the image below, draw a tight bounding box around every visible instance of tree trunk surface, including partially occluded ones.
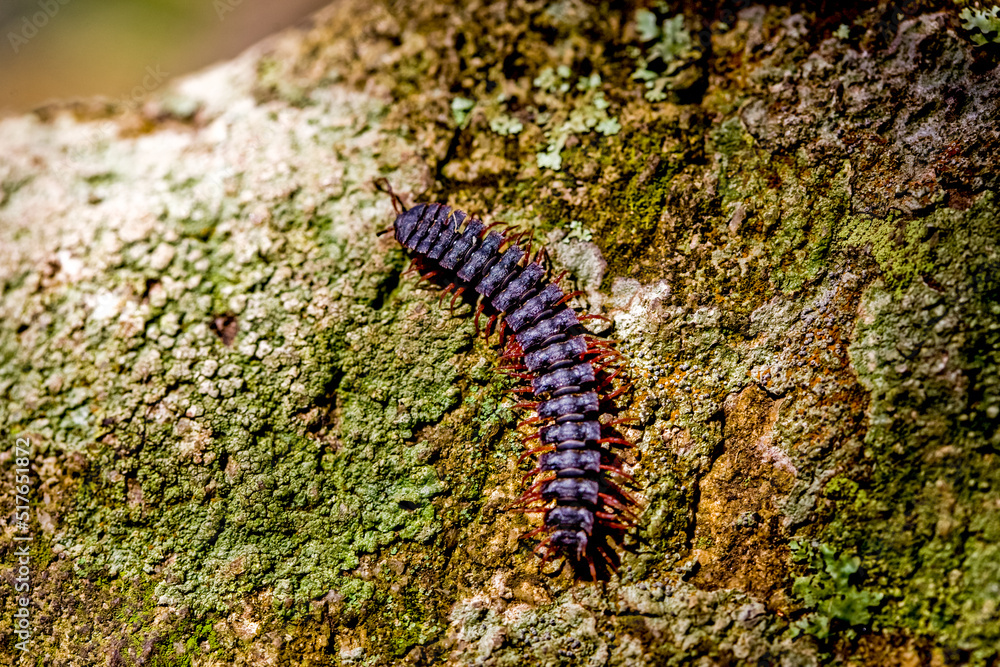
[1,1,999,665]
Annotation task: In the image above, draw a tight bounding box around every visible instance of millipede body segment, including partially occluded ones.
[390,200,636,577]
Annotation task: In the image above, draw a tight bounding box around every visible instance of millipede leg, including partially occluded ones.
[536,537,556,562]
[497,319,509,347]
[599,492,638,517]
[521,525,549,540]
[485,314,498,340]
[596,367,624,389]
[438,283,455,307]
[554,290,586,307]
[595,543,617,571]
[508,492,543,510]
[596,510,636,529]
[602,482,639,507]
[474,302,485,336]
[373,177,407,215]
[604,383,632,401]
[521,468,543,482]
[517,446,552,465]
[449,287,465,314]
[600,464,636,482]
[535,246,551,272]
[594,359,622,375]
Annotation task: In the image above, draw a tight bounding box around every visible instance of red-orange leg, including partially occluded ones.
[449,288,466,314]
[473,302,485,336]
[595,543,618,571]
[604,384,631,401]
[520,525,549,541]
[603,481,639,507]
[521,468,543,482]
[596,368,625,389]
[554,290,586,307]
[438,284,456,307]
[517,446,553,464]
[373,177,406,215]
[497,319,509,347]
[598,494,639,521]
[600,465,636,482]
[484,314,498,340]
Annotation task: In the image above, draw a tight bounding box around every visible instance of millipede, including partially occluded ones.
[377,180,638,579]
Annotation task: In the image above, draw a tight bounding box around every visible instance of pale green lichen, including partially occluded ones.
[790,542,884,640]
[960,6,1000,45]
[631,10,702,102]
[489,113,523,136]
[532,69,621,170]
[451,96,476,127]
[561,219,593,243]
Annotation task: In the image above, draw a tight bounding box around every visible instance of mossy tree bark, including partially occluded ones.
[1,1,999,665]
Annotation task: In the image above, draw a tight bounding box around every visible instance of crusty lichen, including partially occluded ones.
[2,0,999,665]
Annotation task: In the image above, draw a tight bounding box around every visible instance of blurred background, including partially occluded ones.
[0,0,334,117]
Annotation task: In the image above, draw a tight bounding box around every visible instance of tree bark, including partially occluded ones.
[1,1,999,665]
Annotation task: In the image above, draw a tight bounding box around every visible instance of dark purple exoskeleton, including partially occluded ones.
[387,196,637,577]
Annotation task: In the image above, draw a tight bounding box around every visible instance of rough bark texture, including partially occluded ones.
[1,1,999,665]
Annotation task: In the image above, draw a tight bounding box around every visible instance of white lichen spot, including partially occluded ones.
[88,289,123,321]
[548,230,607,313]
[148,242,176,271]
[610,277,672,344]
[173,417,211,461]
[55,250,86,281]
[198,379,219,398]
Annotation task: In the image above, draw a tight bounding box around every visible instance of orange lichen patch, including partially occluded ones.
[689,384,794,608]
